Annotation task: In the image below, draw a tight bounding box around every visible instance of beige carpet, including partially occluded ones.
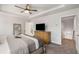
[45,39,77,54]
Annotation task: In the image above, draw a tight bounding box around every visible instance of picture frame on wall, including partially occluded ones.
[13,24,21,37]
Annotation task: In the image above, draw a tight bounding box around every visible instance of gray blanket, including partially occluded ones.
[21,36,36,53]
[7,36,36,54]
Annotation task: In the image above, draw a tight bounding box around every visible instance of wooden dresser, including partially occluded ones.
[34,31,51,44]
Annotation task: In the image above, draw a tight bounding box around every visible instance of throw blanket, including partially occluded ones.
[7,36,29,54]
[7,35,39,54]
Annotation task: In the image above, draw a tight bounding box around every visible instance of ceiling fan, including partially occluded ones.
[15,4,38,14]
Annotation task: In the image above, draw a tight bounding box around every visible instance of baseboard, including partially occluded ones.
[51,41,61,45]
[76,48,79,54]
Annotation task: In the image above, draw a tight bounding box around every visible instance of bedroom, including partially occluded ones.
[0,4,79,54]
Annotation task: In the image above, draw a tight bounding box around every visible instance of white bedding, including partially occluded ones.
[0,39,10,54]
[0,35,10,54]
[21,34,39,49]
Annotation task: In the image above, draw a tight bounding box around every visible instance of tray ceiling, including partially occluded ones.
[0,4,79,18]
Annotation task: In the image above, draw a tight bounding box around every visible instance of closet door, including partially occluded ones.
[25,22,34,36]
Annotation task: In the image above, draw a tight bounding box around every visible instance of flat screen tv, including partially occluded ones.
[36,23,45,31]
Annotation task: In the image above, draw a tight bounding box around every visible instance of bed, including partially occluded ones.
[0,34,43,54]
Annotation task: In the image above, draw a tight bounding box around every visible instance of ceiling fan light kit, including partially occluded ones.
[24,10,29,13]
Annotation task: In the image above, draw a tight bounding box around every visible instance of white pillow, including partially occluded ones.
[0,35,7,44]
[21,34,35,39]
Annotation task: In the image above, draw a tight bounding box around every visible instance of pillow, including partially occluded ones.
[21,34,36,39]
[0,35,7,44]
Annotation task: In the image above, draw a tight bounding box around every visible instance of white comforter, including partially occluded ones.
[0,39,10,54]
[21,34,39,49]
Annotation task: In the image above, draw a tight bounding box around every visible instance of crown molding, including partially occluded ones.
[0,10,29,19]
[29,5,65,19]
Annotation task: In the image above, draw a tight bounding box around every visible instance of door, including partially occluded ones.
[25,22,34,36]
[74,15,79,53]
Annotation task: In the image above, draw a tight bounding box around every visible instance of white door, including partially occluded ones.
[25,22,34,36]
[74,16,79,53]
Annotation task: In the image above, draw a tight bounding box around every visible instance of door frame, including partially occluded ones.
[61,15,76,42]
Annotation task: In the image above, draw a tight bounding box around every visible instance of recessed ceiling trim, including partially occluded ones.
[0,10,28,19]
[29,4,65,19]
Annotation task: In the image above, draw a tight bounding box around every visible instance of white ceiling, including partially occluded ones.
[0,4,60,16]
[0,4,79,19]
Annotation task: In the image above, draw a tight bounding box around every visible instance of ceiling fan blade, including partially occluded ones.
[21,10,24,13]
[29,11,32,14]
[30,10,38,11]
[15,5,25,9]
[32,10,38,11]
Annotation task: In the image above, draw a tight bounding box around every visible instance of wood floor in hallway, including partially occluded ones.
[45,39,77,54]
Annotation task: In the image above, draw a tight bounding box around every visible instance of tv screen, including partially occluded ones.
[36,23,45,31]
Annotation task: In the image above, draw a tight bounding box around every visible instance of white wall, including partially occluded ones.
[30,8,79,48]
[0,12,26,36]
[31,14,61,45]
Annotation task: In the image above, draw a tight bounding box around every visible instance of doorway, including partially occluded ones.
[61,15,76,49]
[61,15,75,40]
